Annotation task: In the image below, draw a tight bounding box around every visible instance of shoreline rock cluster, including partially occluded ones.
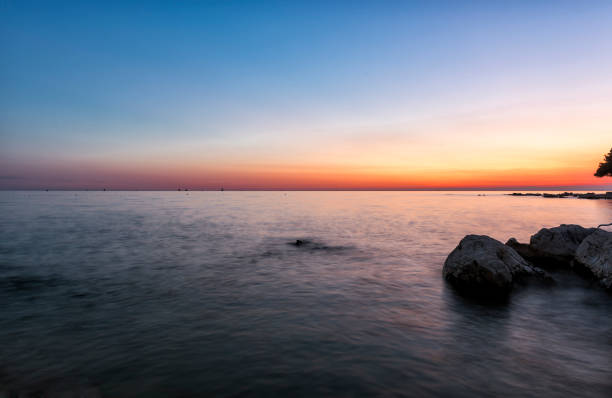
[443,224,612,297]
[509,192,612,199]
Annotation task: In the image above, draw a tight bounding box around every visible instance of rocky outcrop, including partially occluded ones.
[443,235,541,296]
[574,229,612,290]
[509,191,612,199]
[446,225,611,298]
[505,238,538,260]
[521,224,596,267]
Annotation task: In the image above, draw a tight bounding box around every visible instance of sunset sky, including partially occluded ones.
[1,1,611,190]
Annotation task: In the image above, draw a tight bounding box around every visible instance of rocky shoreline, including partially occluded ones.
[509,192,612,199]
[443,224,612,297]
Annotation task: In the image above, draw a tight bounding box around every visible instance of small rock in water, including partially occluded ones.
[506,237,538,259]
[443,235,539,297]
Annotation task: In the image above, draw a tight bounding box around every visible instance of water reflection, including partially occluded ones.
[0,191,610,397]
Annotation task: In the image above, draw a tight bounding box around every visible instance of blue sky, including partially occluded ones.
[1,1,612,189]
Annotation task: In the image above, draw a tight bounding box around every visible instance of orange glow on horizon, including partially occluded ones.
[4,156,610,190]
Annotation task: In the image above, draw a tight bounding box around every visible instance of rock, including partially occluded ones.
[505,238,554,282]
[443,235,538,296]
[508,192,542,196]
[574,229,612,290]
[506,237,538,260]
[291,239,309,247]
[527,224,596,267]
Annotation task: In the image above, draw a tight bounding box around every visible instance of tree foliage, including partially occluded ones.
[594,147,612,177]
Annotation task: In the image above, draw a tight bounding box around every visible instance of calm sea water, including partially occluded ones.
[0,191,611,397]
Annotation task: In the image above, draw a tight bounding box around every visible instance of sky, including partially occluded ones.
[1,1,612,190]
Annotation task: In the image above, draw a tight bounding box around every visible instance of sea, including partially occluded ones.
[0,191,611,397]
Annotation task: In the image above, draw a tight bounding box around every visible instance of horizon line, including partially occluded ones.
[2,186,612,192]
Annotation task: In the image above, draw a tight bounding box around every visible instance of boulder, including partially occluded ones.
[443,235,539,296]
[527,224,596,267]
[574,229,612,290]
[506,237,538,260]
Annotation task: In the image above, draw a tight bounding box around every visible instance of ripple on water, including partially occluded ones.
[0,191,611,397]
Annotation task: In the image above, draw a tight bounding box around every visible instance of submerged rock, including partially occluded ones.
[443,235,539,296]
[574,229,612,290]
[527,224,596,267]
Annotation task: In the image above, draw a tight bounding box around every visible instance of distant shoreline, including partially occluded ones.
[509,192,612,200]
[1,188,612,193]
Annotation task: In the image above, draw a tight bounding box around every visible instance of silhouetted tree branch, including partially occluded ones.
[594,147,612,177]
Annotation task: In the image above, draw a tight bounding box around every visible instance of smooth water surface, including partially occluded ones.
[1,191,611,397]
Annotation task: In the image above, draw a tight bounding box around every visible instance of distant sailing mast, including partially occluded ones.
[220,186,224,191]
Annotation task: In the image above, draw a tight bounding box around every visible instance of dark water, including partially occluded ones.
[1,191,611,397]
